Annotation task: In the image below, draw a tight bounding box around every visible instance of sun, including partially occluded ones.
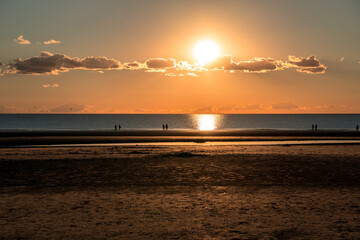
[193,40,220,65]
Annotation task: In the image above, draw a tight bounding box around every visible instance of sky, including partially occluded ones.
[0,0,360,113]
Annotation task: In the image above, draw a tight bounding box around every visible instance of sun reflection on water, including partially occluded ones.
[194,114,221,130]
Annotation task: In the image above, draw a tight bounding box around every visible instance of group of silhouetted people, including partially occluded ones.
[112,123,358,132]
[311,124,359,132]
[311,124,318,131]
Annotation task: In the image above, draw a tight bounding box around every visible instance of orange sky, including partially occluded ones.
[1,0,360,113]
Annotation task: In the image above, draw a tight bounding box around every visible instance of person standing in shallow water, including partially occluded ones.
[166,124,168,131]
[162,124,165,131]
[357,124,359,132]
[315,124,318,131]
[114,125,117,131]
[118,124,121,130]
[312,124,314,131]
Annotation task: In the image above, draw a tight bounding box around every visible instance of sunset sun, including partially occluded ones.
[194,40,220,65]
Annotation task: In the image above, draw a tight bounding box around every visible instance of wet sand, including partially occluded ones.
[1,129,360,146]
[1,143,360,239]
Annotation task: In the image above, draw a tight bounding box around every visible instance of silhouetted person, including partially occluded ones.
[357,124,359,132]
[118,124,121,130]
[315,124,317,131]
[312,124,314,131]
[115,125,117,131]
[166,124,168,131]
[162,124,165,131]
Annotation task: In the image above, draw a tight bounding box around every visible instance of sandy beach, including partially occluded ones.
[1,131,360,239]
[1,129,360,147]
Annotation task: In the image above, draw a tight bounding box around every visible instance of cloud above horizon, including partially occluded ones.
[5,51,121,75]
[271,102,298,110]
[50,103,86,113]
[145,58,176,69]
[14,35,31,45]
[122,61,143,70]
[43,39,61,45]
[3,51,327,76]
[42,83,59,88]
[286,55,327,74]
[205,55,282,73]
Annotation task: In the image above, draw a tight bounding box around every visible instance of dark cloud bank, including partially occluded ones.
[5,51,120,75]
[3,51,327,76]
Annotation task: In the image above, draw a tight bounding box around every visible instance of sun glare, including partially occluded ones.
[194,40,220,65]
[197,115,216,131]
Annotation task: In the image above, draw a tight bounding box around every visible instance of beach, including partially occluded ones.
[1,131,360,239]
[1,129,360,146]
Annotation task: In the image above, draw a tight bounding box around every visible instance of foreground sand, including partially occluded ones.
[1,144,360,239]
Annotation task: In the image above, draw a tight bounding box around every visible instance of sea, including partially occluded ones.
[0,114,359,131]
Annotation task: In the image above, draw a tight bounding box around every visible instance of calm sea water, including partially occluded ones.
[0,114,359,131]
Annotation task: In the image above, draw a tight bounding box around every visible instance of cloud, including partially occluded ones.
[81,56,120,69]
[122,61,143,70]
[165,73,187,77]
[187,72,198,77]
[0,105,24,113]
[190,104,269,113]
[3,52,327,76]
[286,55,327,74]
[165,73,177,77]
[206,55,283,73]
[42,84,59,88]
[0,105,14,113]
[5,51,121,75]
[191,106,216,114]
[14,35,31,44]
[145,58,175,69]
[271,102,298,110]
[238,104,265,111]
[295,66,327,74]
[146,69,167,73]
[287,55,320,67]
[134,108,145,113]
[216,104,267,113]
[43,39,61,45]
[50,103,86,113]
[176,60,204,71]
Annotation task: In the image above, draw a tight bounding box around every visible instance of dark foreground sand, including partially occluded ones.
[1,143,360,239]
